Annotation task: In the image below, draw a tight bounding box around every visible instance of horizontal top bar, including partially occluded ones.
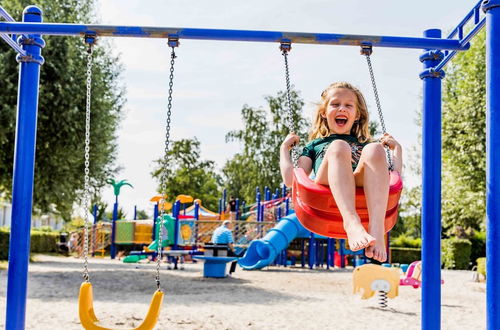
[0,22,468,50]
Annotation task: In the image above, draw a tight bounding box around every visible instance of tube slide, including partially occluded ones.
[238,213,309,270]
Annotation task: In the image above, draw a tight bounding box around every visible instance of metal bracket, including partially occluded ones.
[280,39,291,53]
[168,35,179,48]
[360,42,373,56]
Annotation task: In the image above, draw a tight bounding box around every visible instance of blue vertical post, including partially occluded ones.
[152,203,159,242]
[194,201,199,245]
[281,184,287,198]
[285,197,290,215]
[91,204,98,257]
[173,200,180,250]
[110,200,118,259]
[308,233,315,269]
[218,198,222,215]
[420,29,444,330]
[133,205,137,220]
[5,6,45,330]
[300,239,305,268]
[483,2,500,329]
[235,198,240,220]
[223,188,227,213]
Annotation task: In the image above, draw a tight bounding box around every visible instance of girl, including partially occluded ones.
[280,82,403,262]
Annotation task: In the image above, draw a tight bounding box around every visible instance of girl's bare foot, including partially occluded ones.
[344,218,375,251]
[365,229,387,262]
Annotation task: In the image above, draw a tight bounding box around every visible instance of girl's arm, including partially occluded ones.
[280,133,313,187]
[380,133,403,174]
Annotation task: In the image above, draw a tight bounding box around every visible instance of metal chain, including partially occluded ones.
[281,47,299,168]
[82,42,94,282]
[364,53,394,171]
[156,45,177,290]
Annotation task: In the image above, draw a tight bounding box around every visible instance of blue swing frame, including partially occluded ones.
[1,1,499,329]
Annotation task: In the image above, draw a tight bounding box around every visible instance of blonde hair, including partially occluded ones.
[309,82,371,143]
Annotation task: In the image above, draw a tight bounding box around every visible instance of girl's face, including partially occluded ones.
[322,88,359,135]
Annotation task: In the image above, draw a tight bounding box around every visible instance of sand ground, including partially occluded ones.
[0,255,486,329]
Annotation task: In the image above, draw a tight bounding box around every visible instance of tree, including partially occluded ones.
[152,138,222,211]
[0,0,124,219]
[223,89,309,203]
[441,30,486,234]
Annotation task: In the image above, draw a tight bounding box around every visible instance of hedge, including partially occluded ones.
[442,238,472,270]
[469,231,486,266]
[0,228,59,260]
[477,257,486,278]
[390,247,421,264]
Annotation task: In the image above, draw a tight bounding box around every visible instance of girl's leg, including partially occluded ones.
[353,143,390,262]
[315,140,375,251]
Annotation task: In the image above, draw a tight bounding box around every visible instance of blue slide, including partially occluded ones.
[238,213,311,270]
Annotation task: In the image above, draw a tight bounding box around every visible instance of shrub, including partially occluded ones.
[476,257,486,277]
[442,238,472,270]
[469,231,486,266]
[390,247,421,264]
[30,231,59,253]
[0,228,9,260]
[390,234,422,248]
[0,228,59,260]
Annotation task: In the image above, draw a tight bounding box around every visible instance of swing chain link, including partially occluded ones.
[281,42,299,168]
[157,41,177,290]
[362,44,394,171]
[82,38,94,283]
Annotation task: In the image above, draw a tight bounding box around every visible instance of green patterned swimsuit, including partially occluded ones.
[300,134,369,174]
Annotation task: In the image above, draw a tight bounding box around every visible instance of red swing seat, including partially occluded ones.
[292,167,403,238]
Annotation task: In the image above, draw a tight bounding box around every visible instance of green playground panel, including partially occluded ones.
[115,221,135,244]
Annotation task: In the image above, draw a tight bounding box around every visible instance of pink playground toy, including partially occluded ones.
[399,261,444,288]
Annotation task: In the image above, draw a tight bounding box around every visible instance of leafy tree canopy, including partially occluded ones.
[152,138,222,211]
[0,0,124,219]
[441,30,486,234]
[223,89,309,203]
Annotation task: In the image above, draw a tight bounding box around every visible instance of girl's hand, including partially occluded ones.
[282,133,300,150]
[380,133,401,150]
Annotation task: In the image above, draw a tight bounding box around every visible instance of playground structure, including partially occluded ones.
[2,1,500,329]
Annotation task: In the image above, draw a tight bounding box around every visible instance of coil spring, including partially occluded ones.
[378,291,388,308]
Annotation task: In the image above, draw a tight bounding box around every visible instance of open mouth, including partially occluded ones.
[335,117,348,126]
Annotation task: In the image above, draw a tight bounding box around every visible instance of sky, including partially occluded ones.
[94,0,478,217]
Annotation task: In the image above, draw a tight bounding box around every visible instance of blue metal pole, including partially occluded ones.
[91,204,98,257]
[420,29,444,330]
[5,6,44,330]
[133,205,137,220]
[194,201,199,246]
[110,202,118,259]
[235,198,239,220]
[173,200,180,250]
[482,1,500,329]
[152,203,158,242]
[223,188,227,212]
[0,21,468,50]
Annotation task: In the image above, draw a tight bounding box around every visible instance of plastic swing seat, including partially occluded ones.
[79,282,164,330]
[292,167,403,238]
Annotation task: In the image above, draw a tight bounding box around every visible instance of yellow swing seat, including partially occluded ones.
[79,282,164,330]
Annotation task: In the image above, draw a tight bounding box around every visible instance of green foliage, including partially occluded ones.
[390,247,421,264]
[223,89,309,202]
[442,30,486,234]
[390,234,422,248]
[442,238,472,270]
[0,228,9,260]
[0,228,59,260]
[0,0,124,220]
[30,231,59,253]
[135,209,149,220]
[152,138,222,211]
[476,257,486,277]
